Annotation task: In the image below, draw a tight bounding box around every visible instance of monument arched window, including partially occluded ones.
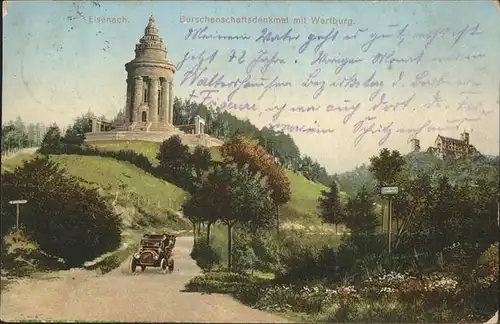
[143,87,149,103]
[142,111,147,122]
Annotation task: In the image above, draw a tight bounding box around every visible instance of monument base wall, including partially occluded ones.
[84,131,224,148]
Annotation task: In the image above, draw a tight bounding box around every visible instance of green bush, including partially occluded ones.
[199,225,281,274]
[190,241,221,272]
[476,242,499,287]
[249,231,280,273]
[253,284,337,314]
[336,232,387,280]
[232,232,257,273]
[276,229,344,283]
[184,271,255,294]
[1,230,65,276]
[1,156,122,267]
[471,242,499,315]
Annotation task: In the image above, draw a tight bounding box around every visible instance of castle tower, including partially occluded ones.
[124,15,176,130]
[460,130,470,145]
[410,138,420,152]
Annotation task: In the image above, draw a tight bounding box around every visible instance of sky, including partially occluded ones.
[3,1,500,173]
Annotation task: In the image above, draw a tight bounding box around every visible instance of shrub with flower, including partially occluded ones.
[358,270,463,305]
[253,283,336,314]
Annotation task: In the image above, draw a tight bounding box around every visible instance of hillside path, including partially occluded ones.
[1,236,290,323]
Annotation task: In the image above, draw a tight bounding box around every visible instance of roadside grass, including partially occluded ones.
[1,230,66,280]
[0,278,12,291]
[182,270,314,321]
[85,229,142,274]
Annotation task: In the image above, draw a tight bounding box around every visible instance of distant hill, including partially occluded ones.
[335,151,499,197]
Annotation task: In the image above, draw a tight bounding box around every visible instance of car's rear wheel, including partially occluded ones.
[168,258,174,273]
[141,265,146,272]
[160,258,168,274]
[131,257,137,273]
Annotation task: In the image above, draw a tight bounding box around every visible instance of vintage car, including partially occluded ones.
[130,233,176,273]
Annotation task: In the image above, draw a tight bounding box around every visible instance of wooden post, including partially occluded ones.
[16,204,20,229]
[9,200,27,230]
[388,196,393,255]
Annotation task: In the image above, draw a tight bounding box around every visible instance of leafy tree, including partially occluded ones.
[427,176,462,254]
[40,123,63,151]
[190,146,212,183]
[183,191,207,246]
[266,163,291,239]
[183,182,219,246]
[62,113,93,145]
[26,123,36,147]
[173,97,202,126]
[318,181,347,234]
[192,164,274,270]
[34,122,46,146]
[392,172,433,250]
[1,118,30,151]
[174,98,335,184]
[345,186,378,234]
[369,148,406,232]
[462,178,499,252]
[369,148,406,186]
[1,123,17,151]
[1,156,122,266]
[297,156,330,183]
[220,136,291,239]
[156,135,193,187]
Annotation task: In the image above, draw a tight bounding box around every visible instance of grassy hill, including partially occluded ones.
[88,140,341,227]
[1,151,189,230]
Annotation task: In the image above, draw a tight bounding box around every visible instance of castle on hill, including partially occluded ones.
[85,16,222,148]
[410,130,478,158]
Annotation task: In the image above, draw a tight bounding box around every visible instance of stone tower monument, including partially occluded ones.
[124,15,176,131]
[85,16,223,148]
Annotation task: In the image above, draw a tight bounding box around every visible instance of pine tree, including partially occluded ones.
[318,181,346,234]
[345,185,378,234]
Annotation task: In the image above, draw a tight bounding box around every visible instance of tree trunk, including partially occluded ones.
[206,222,212,245]
[192,222,197,246]
[381,204,385,233]
[227,224,233,271]
[196,223,201,241]
[335,223,338,235]
[276,203,280,242]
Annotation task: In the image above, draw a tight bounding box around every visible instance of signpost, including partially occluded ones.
[381,187,399,255]
[9,200,28,230]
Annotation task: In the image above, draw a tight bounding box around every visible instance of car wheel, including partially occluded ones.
[168,258,174,273]
[141,265,146,272]
[131,257,137,273]
[160,258,168,274]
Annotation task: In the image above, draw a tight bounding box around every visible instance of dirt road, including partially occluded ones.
[1,236,289,323]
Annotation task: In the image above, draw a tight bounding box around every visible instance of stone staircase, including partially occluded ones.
[131,122,148,131]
